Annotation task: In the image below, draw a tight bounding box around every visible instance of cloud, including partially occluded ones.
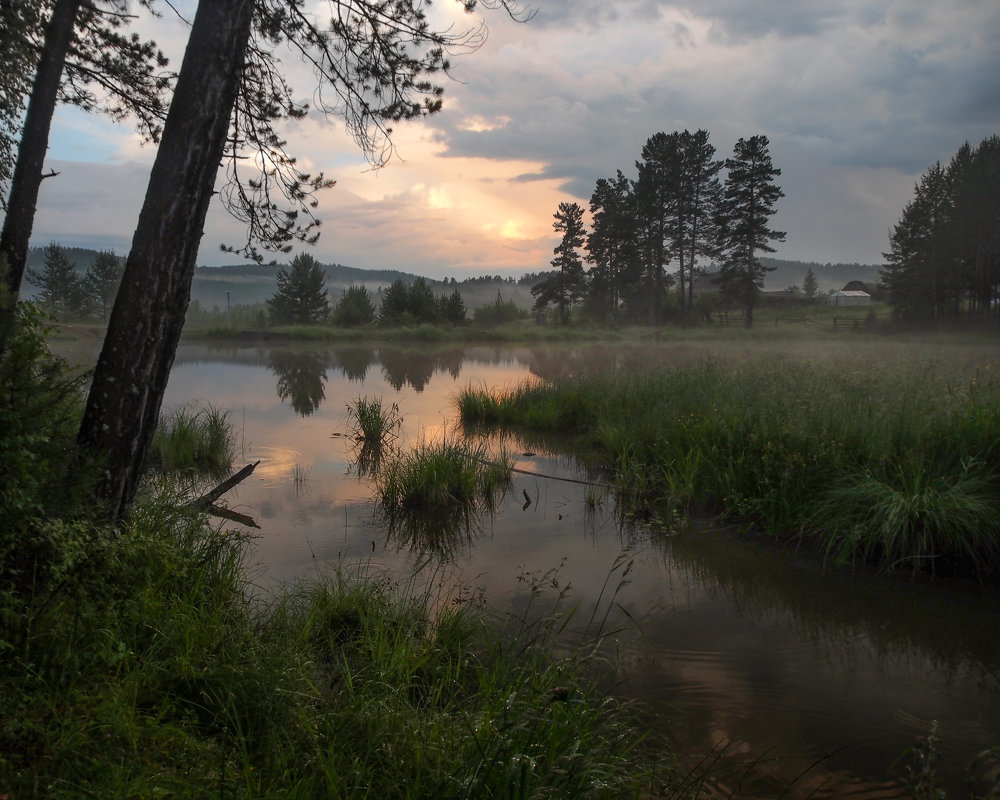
[18,0,1000,276]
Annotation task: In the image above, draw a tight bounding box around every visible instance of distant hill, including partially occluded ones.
[759,258,881,292]
[24,245,883,308]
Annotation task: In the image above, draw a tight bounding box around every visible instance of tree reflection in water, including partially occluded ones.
[379,346,436,392]
[268,349,328,416]
[332,345,376,382]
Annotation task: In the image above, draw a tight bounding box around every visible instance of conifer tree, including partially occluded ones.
[84,250,125,321]
[26,242,79,317]
[587,171,639,320]
[1,0,169,303]
[716,135,786,327]
[634,133,679,323]
[379,279,411,325]
[439,289,467,325]
[266,252,330,324]
[532,201,588,324]
[332,285,376,326]
[675,129,724,312]
[881,162,951,321]
[801,266,819,300]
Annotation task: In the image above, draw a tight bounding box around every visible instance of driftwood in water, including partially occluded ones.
[191,460,260,508]
[188,460,261,527]
[206,503,260,529]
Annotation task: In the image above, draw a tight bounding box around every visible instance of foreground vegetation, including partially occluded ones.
[458,352,1000,577]
[1,307,667,798]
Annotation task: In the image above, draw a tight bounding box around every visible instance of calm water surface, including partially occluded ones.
[121,340,1000,796]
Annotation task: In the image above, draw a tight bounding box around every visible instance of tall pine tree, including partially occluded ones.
[587,171,640,320]
[26,242,79,317]
[532,201,588,324]
[716,135,785,327]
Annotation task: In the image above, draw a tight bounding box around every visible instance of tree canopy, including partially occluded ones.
[521,129,784,327]
[266,252,330,324]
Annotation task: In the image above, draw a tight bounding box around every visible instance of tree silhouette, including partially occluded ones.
[84,250,125,322]
[332,285,376,326]
[26,242,79,317]
[716,135,785,327]
[801,267,819,300]
[532,201,587,324]
[882,136,1000,321]
[587,171,639,320]
[266,252,330,325]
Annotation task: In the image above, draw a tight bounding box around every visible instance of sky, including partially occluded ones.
[24,0,1000,279]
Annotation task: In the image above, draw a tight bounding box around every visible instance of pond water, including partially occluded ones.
[90,339,1000,796]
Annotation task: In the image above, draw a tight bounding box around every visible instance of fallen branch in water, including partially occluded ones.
[206,503,260,529]
[188,460,260,528]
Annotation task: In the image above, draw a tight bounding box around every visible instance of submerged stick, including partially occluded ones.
[190,460,260,509]
[206,503,260,529]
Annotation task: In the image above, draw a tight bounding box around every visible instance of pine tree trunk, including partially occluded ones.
[0,0,81,330]
[75,0,255,519]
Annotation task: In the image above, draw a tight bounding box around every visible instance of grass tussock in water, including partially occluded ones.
[148,403,235,476]
[346,394,402,445]
[375,439,513,550]
[458,356,1000,576]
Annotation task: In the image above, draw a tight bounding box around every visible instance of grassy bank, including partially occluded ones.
[458,353,1000,577]
[1,305,670,798]
[2,497,664,798]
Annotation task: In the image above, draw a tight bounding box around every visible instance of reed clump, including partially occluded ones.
[458,355,1000,576]
[345,394,402,445]
[148,403,235,476]
[375,439,512,550]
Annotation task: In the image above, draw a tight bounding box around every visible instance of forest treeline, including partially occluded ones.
[882,135,1000,321]
[530,130,786,326]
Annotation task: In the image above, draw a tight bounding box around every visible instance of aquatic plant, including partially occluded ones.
[375,439,512,552]
[345,394,401,445]
[148,403,235,477]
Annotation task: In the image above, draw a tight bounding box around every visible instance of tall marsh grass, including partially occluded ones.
[376,438,513,553]
[148,403,235,476]
[345,394,402,444]
[458,355,1000,576]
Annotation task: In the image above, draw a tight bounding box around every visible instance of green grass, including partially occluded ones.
[148,403,235,477]
[375,439,513,554]
[457,353,1000,576]
[345,395,402,446]
[1,486,666,798]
